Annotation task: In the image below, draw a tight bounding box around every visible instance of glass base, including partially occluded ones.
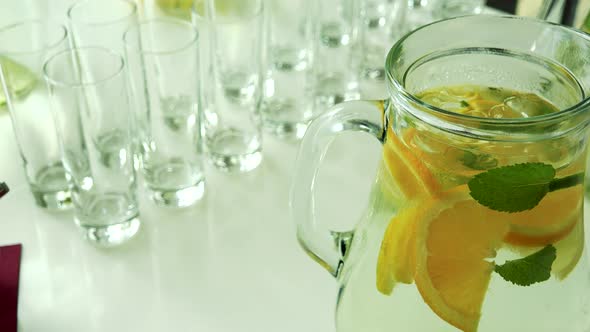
[261,99,310,140]
[144,160,205,207]
[207,128,262,172]
[209,150,262,173]
[76,216,141,248]
[31,188,72,211]
[359,44,387,83]
[315,75,360,111]
[29,163,72,211]
[264,121,308,140]
[147,180,205,208]
[75,192,140,247]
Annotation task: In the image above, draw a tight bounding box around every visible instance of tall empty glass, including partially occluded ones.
[195,0,264,172]
[44,47,140,246]
[261,0,317,140]
[68,0,141,171]
[124,19,205,208]
[315,0,360,110]
[405,0,437,31]
[435,0,485,19]
[0,20,71,210]
[358,0,407,98]
[67,0,138,53]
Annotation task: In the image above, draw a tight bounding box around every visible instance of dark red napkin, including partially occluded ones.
[0,244,22,332]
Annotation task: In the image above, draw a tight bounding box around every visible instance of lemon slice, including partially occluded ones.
[383,128,440,200]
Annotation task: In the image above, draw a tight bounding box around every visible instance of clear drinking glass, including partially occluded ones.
[194,0,264,172]
[406,0,437,28]
[68,0,141,171]
[435,0,485,19]
[315,0,360,110]
[358,0,407,98]
[44,47,140,246]
[292,15,590,331]
[0,20,71,210]
[67,0,138,53]
[261,0,317,140]
[124,19,205,208]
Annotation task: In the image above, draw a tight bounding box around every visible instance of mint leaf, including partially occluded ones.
[494,245,556,286]
[468,163,555,212]
[461,151,498,170]
[460,100,469,107]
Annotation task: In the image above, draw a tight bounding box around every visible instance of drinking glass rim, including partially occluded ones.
[67,0,137,27]
[43,46,125,88]
[0,20,68,55]
[385,14,590,127]
[123,18,199,55]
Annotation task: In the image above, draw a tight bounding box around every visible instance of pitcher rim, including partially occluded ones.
[385,14,590,127]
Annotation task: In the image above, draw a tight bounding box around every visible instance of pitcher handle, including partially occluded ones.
[290,99,388,277]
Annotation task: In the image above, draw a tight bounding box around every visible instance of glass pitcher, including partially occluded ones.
[291,15,590,331]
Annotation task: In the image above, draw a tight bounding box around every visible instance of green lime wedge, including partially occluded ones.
[0,55,38,109]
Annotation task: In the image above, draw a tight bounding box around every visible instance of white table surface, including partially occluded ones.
[0,103,383,332]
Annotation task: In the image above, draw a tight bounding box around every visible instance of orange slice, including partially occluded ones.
[502,186,583,247]
[377,183,582,330]
[383,128,440,199]
[411,188,510,332]
[376,205,419,294]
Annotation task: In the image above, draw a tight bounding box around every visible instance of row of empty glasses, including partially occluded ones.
[0,1,202,247]
[0,0,368,248]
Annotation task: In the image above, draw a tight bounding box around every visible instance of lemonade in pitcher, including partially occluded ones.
[292,16,590,332]
[336,85,588,332]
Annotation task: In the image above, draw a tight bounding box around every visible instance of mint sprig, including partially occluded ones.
[468,163,583,213]
[494,245,556,286]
